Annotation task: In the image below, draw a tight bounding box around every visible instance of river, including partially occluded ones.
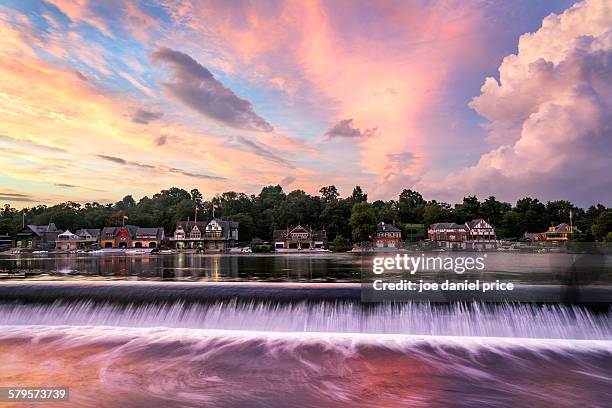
[0,252,610,407]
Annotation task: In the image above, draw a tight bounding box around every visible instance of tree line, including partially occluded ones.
[1,186,611,247]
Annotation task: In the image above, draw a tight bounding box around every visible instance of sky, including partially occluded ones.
[0,0,611,208]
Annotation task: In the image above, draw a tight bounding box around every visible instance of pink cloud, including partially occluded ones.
[418,0,612,206]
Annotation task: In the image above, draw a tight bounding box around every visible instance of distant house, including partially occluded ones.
[273,225,326,250]
[523,232,545,242]
[428,223,468,244]
[429,219,496,249]
[465,219,496,242]
[0,234,13,251]
[55,230,79,250]
[15,223,60,249]
[374,222,402,248]
[133,227,165,248]
[525,223,579,242]
[170,219,239,250]
[75,228,101,249]
[100,225,164,248]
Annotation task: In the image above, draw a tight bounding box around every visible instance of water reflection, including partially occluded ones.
[0,254,363,282]
[0,252,610,284]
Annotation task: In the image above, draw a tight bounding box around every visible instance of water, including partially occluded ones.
[1,326,611,407]
[0,253,362,282]
[0,254,611,406]
[1,252,611,286]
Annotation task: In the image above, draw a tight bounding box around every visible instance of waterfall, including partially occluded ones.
[1,299,610,340]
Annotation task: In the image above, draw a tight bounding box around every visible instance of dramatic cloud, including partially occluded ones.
[235,135,294,168]
[325,119,377,139]
[96,154,226,180]
[132,109,164,124]
[420,0,612,206]
[151,47,273,132]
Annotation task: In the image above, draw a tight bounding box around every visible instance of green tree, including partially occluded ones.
[349,202,377,243]
[328,234,351,252]
[592,210,612,240]
[398,189,425,223]
[319,185,339,203]
[422,201,452,226]
[350,186,367,203]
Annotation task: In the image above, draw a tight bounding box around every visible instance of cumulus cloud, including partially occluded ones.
[151,47,273,132]
[324,118,377,139]
[420,0,612,206]
[235,135,294,168]
[132,108,164,124]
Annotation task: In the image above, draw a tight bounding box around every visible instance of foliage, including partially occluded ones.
[328,235,351,252]
[592,210,612,240]
[0,186,608,244]
[349,202,377,242]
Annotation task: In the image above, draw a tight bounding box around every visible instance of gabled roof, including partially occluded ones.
[76,228,101,238]
[290,225,309,233]
[211,219,239,239]
[136,227,164,240]
[547,223,580,233]
[101,226,118,237]
[175,219,238,239]
[377,222,401,232]
[273,226,326,241]
[22,223,59,236]
[430,222,466,230]
[466,219,494,229]
[57,230,76,237]
[175,221,208,234]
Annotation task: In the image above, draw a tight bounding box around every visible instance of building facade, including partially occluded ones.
[170,219,239,250]
[15,223,60,249]
[75,229,101,249]
[525,223,578,242]
[428,223,468,244]
[0,234,13,251]
[133,227,165,248]
[273,225,326,250]
[100,225,164,248]
[55,230,78,250]
[374,222,402,248]
[428,219,496,249]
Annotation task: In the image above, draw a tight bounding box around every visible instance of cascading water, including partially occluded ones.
[1,283,610,407]
[0,299,611,340]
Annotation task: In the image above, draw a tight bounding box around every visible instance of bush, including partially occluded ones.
[329,235,351,252]
[251,244,273,253]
